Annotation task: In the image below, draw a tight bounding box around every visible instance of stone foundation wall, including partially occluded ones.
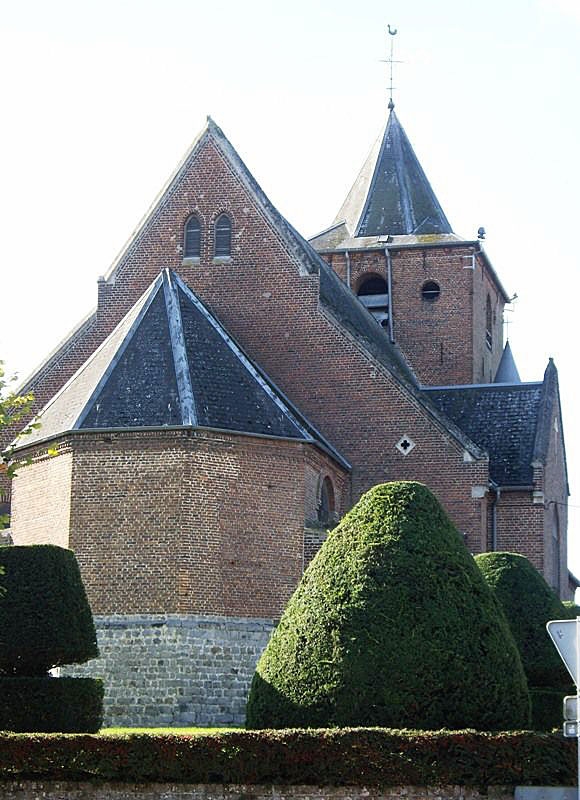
[64,614,276,727]
[0,783,516,800]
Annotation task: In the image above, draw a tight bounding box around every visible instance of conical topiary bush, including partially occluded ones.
[476,551,573,730]
[475,552,570,689]
[246,481,530,730]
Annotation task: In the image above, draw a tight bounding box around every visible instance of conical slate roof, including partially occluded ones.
[17,269,346,465]
[334,108,453,238]
[495,340,521,384]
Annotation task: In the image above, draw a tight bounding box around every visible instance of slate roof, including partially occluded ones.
[424,383,543,486]
[333,108,453,238]
[16,270,349,468]
[495,340,521,383]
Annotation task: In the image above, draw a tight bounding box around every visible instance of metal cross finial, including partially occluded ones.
[381,25,401,110]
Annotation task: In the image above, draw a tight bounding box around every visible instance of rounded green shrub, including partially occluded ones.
[0,676,104,732]
[0,544,98,675]
[475,552,571,690]
[247,481,530,730]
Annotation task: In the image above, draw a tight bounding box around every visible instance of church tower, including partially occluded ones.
[309,102,510,387]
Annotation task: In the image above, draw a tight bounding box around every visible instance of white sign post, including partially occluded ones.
[547,618,580,800]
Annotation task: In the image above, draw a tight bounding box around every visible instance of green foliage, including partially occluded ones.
[0,677,104,733]
[0,360,38,488]
[530,689,565,731]
[247,481,530,730]
[563,600,580,618]
[0,359,40,536]
[0,728,574,785]
[475,552,571,690]
[0,545,99,676]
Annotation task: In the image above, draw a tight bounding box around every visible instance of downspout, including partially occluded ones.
[385,246,395,343]
[344,250,351,289]
[491,485,501,551]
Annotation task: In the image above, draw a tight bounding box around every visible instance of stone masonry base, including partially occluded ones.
[64,614,277,727]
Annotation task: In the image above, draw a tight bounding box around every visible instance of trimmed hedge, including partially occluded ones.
[0,729,575,786]
[0,677,103,733]
[248,482,530,730]
[530,689,565,732]
[475,552,571,690]
[0,545,98,675]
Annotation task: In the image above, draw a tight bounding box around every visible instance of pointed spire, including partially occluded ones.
[494,340,521,384]
[334,109,453,238]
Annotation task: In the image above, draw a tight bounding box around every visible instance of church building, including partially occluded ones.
[4,96,570,726]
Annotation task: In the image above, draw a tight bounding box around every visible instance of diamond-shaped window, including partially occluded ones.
[396,435,416,456]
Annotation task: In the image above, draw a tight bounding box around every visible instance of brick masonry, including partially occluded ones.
[320,246,505,387]
[0,783,516,800]
[11,428,348,619]
[64,614,276,727]
[2,116,570,702]
[7,130,495,551]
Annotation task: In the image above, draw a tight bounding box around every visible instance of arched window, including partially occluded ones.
[214,214,232,258]
[486,294,493,349]
[184,215,201,258]
[357,274,389,328]
[318,476,335,524]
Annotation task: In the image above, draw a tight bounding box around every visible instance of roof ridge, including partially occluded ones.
[172,272,311,441]
[162,270,196,426]
[170,271,349,468]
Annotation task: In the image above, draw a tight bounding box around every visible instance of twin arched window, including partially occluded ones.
[214,214,232,258]
[183,213,232,259]
[184,216,201,258]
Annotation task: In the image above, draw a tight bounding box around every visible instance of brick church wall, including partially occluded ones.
[11,427,347,619]
[389,245,475,386]
[471,255,505,385]
[493,491,545,572]
[321,246,506,388]
[8,132,492,555]
[9,448,73,548]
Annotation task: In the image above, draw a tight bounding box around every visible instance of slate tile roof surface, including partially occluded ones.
[494,340,521,384]
[424,383,543,486]
[333,108,453,238]
[81,289,181,429]
[16,270,348,469]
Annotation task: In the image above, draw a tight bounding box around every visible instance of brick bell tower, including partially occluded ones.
[309,97,510,387]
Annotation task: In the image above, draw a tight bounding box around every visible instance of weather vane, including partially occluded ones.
[381,25,401,110]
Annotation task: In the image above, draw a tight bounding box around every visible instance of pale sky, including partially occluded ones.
[2,0,579,570]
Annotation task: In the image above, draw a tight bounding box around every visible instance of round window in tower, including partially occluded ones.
[421,280,441,302]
